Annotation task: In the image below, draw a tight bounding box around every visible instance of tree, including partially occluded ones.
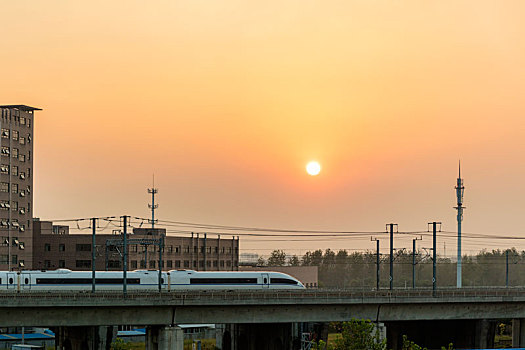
[256,257,266,266]
[267,249,286,266]
[330,319,386,350]
[288,255,300,266]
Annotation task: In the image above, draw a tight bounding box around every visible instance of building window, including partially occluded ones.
[12,148,18,158]
[168,245,173,253]
[199,260,204,267]
[131,260,137,269]
[45,243,51,252]
[149,260,156,268]
[11,166,18,176]
[1,147,9,157]
[12,131,19,141]
[20,117,25,126]
[76,260,91,268]
[19,137,25,145]
[200,247,205,254]
[0,255,7,264]
[213,261,218,267]
[19,155,25,163]
[140,260,146,268]
[184,246,190,253]
[28,151,31,161]
[207,247,212,254]
[131,245,137,252]
[175,246,181,254]
[0,164,8,174]
[193,260,197,268]
[59,244,65,252]
[76,244,91,252]
[0,200,8,211]
[1,129,8,138]
[175,260,181,268]
[20,172,25,180]
[167,260,172,268]
[11,201,18,211]
[0,183,8,193]
[11,184,17,194]
[44,260,51,268]
[184,260,190,268]
[108,260,121,268]
[58,260,66,268]
[220,261,225,267]
[207,261,211,267]
[226,261,231,267]
[11,255,17,264]
[193,246,198,253]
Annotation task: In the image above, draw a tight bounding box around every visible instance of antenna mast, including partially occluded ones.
[148,175,158,229]
[455,162,465,288]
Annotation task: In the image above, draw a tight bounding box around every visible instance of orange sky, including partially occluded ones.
[3,1,525,257]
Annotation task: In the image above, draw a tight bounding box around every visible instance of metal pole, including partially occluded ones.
[433,222,437,294]
[158,235,163,292]
[376,239,380,290]
[92,218,96,293]
[456,163,465,288]
[412,239,416,289]
[389,224,394,291]
[506,250,509,288]
[123,216,127,295]
[145,243,148,269]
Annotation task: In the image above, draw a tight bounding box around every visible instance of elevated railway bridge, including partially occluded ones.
[3,288,525,349]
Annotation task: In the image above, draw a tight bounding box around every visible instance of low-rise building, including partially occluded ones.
[32,219,239,271]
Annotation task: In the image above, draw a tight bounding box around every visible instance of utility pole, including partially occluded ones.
[506,250,509,288]
[412,236,422,289]
[371,237,380,290]
[148,175,158,229]
[387,223,397,290]
[455,162,465,288]
[92,218,96,293]
[428,222,441,295]
[123,216,128,296]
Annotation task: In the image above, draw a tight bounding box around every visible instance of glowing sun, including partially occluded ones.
[306,161,321,176]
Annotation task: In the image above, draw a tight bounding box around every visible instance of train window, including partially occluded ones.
[25,278,29,284]
[161,278,164,284]
[36,278,141,285]
[9,278,13,284]
[263,278,268,284]
[190,278,257,284]
[270,278,298,285]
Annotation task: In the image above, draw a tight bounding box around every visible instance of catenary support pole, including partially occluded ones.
[389,224,395,291]
[123,216,127,296]
[92,218,96,293]
[506,250,509,288]
[158,235,164,292]
[376,239,380,290]
[433,222,437,295]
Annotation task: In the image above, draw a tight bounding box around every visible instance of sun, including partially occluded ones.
[306,161,321,176]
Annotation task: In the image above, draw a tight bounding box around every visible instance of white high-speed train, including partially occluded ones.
[0,269,305,292]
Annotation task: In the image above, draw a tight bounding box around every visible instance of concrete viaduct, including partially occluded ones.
[3,288,525,349]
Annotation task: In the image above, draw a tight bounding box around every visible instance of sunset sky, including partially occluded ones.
[3,1,525,257]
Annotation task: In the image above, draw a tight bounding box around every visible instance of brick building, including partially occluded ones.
[0,105,39,270]
[32,219,239,271]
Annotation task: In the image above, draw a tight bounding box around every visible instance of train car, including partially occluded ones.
[167,270,305,290]
[0,269,305,292]
[7,269,166,292]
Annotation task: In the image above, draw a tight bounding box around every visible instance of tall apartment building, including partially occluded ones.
[0,105,39,270]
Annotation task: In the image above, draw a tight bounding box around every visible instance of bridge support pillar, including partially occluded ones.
[53,325,116,350]
[512,319,525,347]
[146,325,183,350]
